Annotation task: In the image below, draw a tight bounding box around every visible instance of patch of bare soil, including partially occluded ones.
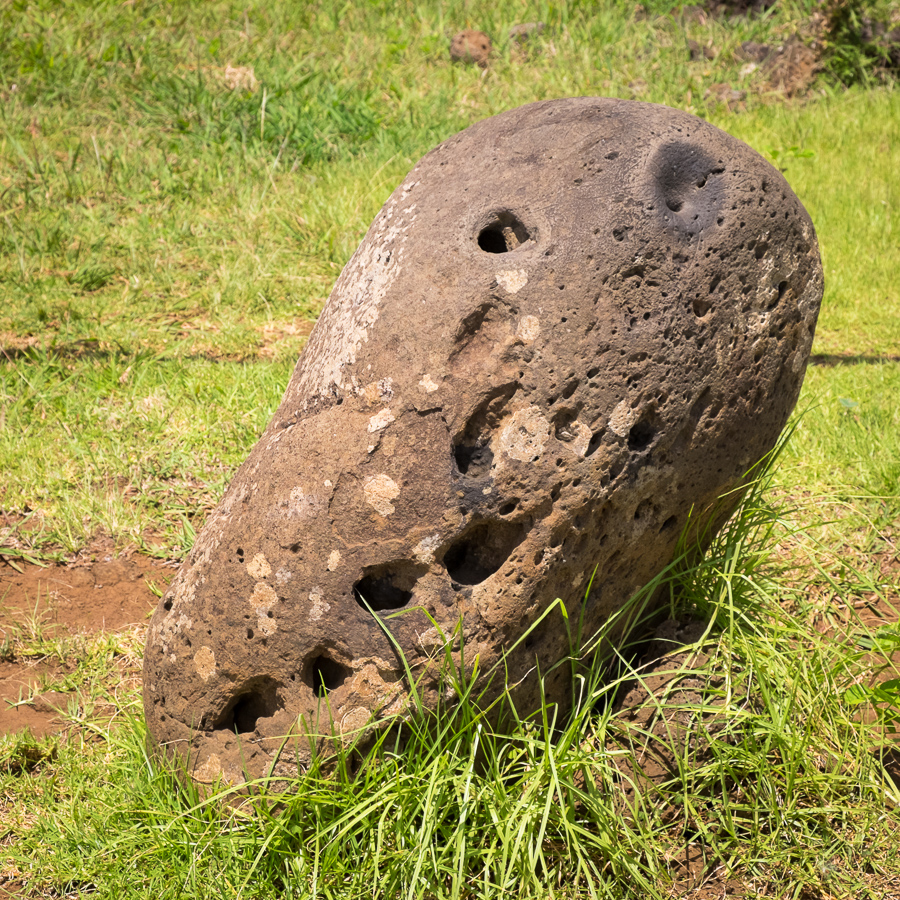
[0,549,171,739]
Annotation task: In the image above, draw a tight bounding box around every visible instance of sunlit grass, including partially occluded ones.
[3,461,898,898]
[0,1,898,896]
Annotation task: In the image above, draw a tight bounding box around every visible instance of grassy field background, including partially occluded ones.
[0,0,898,897]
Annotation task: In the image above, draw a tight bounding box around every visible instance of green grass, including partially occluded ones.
[1,1,898,553]
[1,0,897,553]
[3,467,899,898]
[0,0,898,896]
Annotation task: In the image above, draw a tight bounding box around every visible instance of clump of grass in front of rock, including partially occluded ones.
[4,460,898,899]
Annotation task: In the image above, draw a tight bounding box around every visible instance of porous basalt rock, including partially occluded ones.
[143,98,823,784]
[450,29,492,67]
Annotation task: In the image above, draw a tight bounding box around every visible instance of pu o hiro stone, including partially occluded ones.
[143,98,823,784]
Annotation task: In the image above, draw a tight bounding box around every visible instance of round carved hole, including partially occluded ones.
[354,561,426,612]
[215,676,280,735]
[477,211,533,254]
[310,656,350,698]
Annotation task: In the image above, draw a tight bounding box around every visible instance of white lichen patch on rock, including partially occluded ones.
[497,269,528,294]
[363,474,400,516]
[250,582,278,611]
[285,486,324,521]
[309,586,330,621]
[608,399,639,437]
[500,407,551,462]
[418,374,440,393]
[193,646,216,681]
[326,550,342,571]
[363,378,394,406]
[516,315,540,342]
[246,553,271,580]
[339,706,371,738]
[562,420,592,457]
[413,533,441,564]
[367,408,395,433]
[287,187,418,404]
[250,582,278,635]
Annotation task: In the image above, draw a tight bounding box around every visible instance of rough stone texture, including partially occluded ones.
[449,29,492,67]
[143,97,823,784]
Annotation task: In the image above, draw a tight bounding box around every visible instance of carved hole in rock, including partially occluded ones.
[628,415,657,452]
[499,500,518,516]
[163,597,172,611]
[552,408,580,443]
[768,280,789,310]
[586,430,604,457]
[354,561,426,611]
[652,142,722,228]
[477,211,532,253]
[628,419,656,452]
[236,547,244,563]
[310,656,351,697]
[692,296,712,318]
[215,676,280,735]
[442,519,527,585]
[454,442,494,478]
[684,388,712,439]
[453,383,517,477]
[660,515,678,533]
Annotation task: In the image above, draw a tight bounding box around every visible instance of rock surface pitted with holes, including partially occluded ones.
[143,98,823,784]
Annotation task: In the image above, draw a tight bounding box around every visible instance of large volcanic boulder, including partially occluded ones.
[143,98,823,784]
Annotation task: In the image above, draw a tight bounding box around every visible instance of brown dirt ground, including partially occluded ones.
[0,548,171,739]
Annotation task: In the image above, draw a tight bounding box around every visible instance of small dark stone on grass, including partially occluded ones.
[509,22,546,44]
[450,30,492,68]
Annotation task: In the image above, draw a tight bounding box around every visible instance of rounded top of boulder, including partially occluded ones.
[286,97,820,420]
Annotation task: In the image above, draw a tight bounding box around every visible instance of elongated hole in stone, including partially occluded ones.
[453,383,517,477]
[586,430,604,457]
[442,519,527,585]
[477,211,532,254]
[628,418,656,452]
[215,676,279,735]
[310,656,350,698]
[354,561,426,612]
